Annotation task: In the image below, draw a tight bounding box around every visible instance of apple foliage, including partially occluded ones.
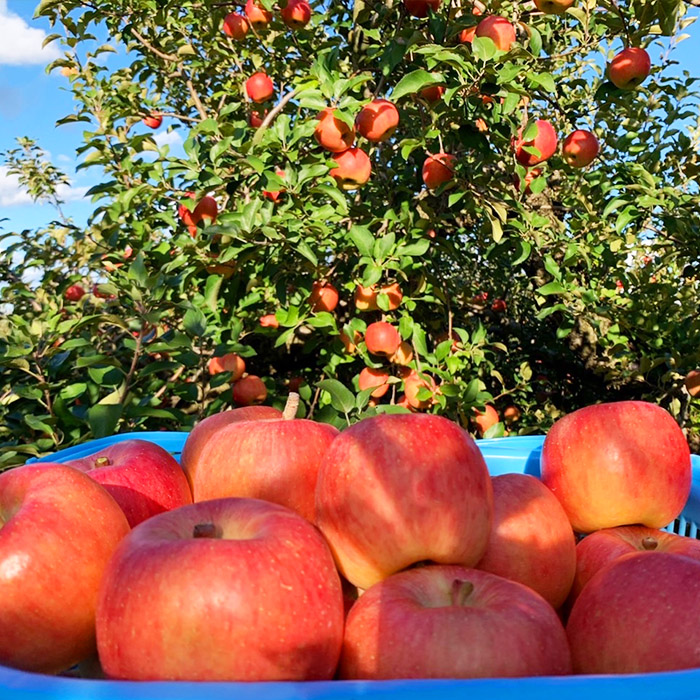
[0,0,699,464]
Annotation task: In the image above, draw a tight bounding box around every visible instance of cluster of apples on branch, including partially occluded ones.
[0,397,698,681]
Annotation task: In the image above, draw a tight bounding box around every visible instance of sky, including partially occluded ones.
[0,0,699,236]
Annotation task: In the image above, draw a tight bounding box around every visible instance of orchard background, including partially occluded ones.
[1,0,699,466]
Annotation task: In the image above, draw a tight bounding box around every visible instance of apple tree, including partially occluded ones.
[1,0,699,464]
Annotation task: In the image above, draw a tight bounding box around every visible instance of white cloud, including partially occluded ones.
[57,154,72,163]
[0,166,88,207]
[153,130,183,148]
[0,0,61,66]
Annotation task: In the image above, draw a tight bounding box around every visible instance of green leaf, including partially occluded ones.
[373,232,395,261]
[537,281,567,296]
[397,239,430,257]
[392,70,444,101]
[87,404,122,439]
[128,254,148,286]
[349,225,375,257]
[297,240,319,266]
[511,240,532,266]
[317,379,355,414]
[471,36,497,62]
[183,308,207,337]
[204,274,223,312]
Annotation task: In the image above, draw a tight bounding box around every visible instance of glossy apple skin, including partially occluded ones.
[222,12,249,39]
[569,525,700,604]
[422,152,456,189]
[403,0,441,18]
[315,413,493,590]
[567,552,700,673]
[64,439,192,528]
[181,406,283,487]
[534,0,575,13]
[475,16,516,51]
[0,463,130,673]
[476,473,576,609]
[246,72,274,103]
[330,147,371,190]
[514,119,558,166]
[541,401,691,533]
[96,498,344,681]
[245,0,272,28]
[142,114,162,129]
[355,99,400,142]
[309,281,339,312]
[365,321,401,357]
[315,108,356,152]
[563,129,599,167]
[609,47,651,90]
[340,565,571,679]
[185,417,337,522]
[232,375,268,406]
[281,0,311,29]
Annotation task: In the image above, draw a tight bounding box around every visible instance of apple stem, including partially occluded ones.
[94,456,111,467]
[641,536,658,550]
[192,522,220,539]
[450,579,474,606]
[283,392,300,420]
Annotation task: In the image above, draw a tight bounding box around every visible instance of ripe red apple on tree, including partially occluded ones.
[541,401,691,533]
[232,375,268,406]
[365,321,402,357]
[534,0,575,14]
[567,552,700,673]
[355,99,400,142]
[259,313,279,328]
[491,298,506,312]
[246,72,274,103]
[96,498,345,681]
[475,16,516,51]
[315,413,493,589]
[63,439,193,528]
[403,0,441,18]
[340,565,572,679]
[476,473,576,609]
[358,367,391,398]
[281,0,311,29]
[64,283,86,301]
[330,147,372,190]
[562,129,599,167]
[514,120,558,166]
[403,371,437,410]
[422,152,456,189]
[262,168,286,202]
[0,463,129,673]
[142,113,162,129]
[244,0,272,29]
[208,352,246,379]
[569,525,700,604]
[390,340,413,366]
[609,46,651,90]
[418,84,445,103]
[472,404,499,435]
[340,328,361,354]
[354,282,403,311]
[314,108,356,152]
[222,12,249,39]
[685,369,700,397]
[309,280,339,312]
[249,108,267,127]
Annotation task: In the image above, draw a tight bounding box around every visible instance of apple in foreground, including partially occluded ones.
[96,498,344,681]
[315,413,493,590]
[562,129,599,168]
[569,524,700,604]
[476,473,576,609]
[514,119,558,166]
[608,47,651,90]
[246,72,274,103]
[330,147,371,190]
[182,398,338,522]
[63,439,193,528]
[340,565,571,679]
[0,463,129,673]
[315,107,356,152]
[567,552,700,673]
[355,99,400,142]
[540,401,691,533]
[475,16,516,52]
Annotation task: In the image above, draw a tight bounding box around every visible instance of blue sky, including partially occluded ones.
[1,0,699,235]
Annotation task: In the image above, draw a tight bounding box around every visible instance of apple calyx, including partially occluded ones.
[450,578,475,606]
[95,457,112,467]
[283,391,300,420]
[641,536,658,550]
[192,522,221,539]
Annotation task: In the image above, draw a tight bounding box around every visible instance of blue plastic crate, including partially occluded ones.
[2,432,699,699]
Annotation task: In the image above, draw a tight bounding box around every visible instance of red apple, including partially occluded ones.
[491,298,506,313]
[314,108,356,152]
[403,0,441,18]
[63,439,192,528]
[182,402,337,522]
[193,195,218,227]
[422,152,456,189]
[244,0,272,29]
[355,99,400,142]
[472,404,499,435]
[569,525,700,604]
[365,321,401,357]
[222,12,249,39]
[562,129,599,167]
[281,0,311,29]
[459,26,477,43]
[685,369,700,397]
[330,147,372,190]
[208,352,246,379]
[475,16,516,51]
[514,119,558,166]
[96,498,344,681]
[476,473,576,609]
[609,47,651,90]
[249,109,267,127]
[142,113,162,129]
[232,375,268,406]
[340,565,572,678]
[64,284,86,302]
[567,552,700,673]
[246,72,274,103]
[359,367,390,399]
[534,0,575,13]
[390,340,413,366]
[403,371,437,410]
[309,281,339,312]
[315,413,493,589]
[541,401,691,533]
[259,313,279,328]
[263,167,286,202]
[0,463,129,673]
[418,85,445,103]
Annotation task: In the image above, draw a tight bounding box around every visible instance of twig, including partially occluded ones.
[255,87,299,136]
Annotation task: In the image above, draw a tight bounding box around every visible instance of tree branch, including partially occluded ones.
[128,27,179,62]
[254,88,299,141]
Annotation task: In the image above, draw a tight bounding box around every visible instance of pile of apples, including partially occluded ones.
[0,399,698,681]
